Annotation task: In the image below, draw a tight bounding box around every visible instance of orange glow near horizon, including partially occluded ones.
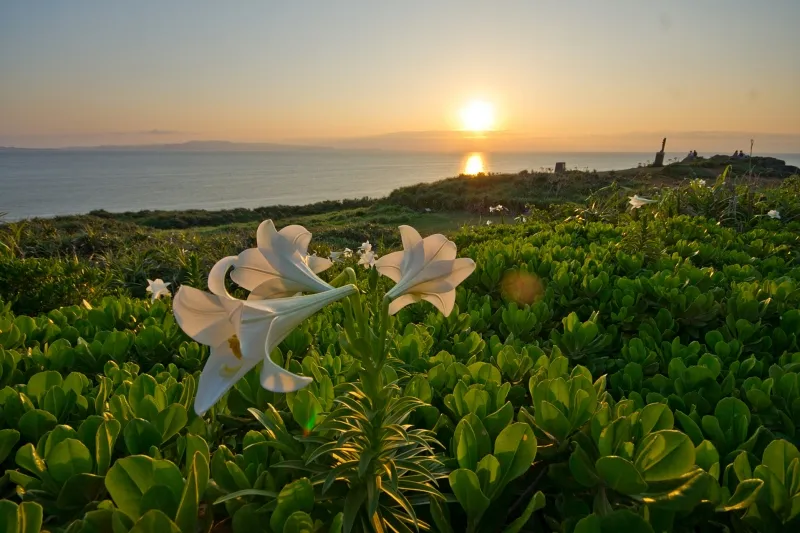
[463,153,486,175]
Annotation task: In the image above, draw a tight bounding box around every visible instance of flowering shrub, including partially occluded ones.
[1,202,799,532]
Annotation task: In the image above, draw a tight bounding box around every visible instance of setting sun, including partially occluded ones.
[460,100,495,132]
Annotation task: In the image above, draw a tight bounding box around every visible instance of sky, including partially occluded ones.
[1,1,799,151]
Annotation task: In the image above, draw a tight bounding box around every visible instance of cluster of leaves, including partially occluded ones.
[1,193,800,531]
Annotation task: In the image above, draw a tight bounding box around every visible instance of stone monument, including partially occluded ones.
[554,162,566,173]
[652,137,667,167]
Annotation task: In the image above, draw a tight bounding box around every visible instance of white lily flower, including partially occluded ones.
[173,257,357,415]
[486,220,493,225]
[329,251,344,262]
[629,195,657,209]
[375,225,475,316]
[146,278,171,302]
[358,250,378,269]
[358,241,372,254]
[229,220,334,300]
[343,248,353,257]
[489,206,496,213]
[768,209,781,220]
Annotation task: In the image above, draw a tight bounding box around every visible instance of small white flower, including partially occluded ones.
[629,195,657,209]
[515,215,527,223]
[343,248,353,257]
[173,257,357,415]
[375,226,476,316]
[358,240,372,254]
[358,250,378,269]
[425,208,432,213]
[489,206,496,213]
[146,279,171,302]
[486,220,493,225]
[768,210,781,220]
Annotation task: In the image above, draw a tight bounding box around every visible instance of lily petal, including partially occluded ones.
[231,220,333,297]
[388,293,420,315]
[422,290,457,316]
[275,223,312,255]
[260,355,313,392]
[375,250,404,282]
[307,254,333,273]
[208,256,238,299]
[173,286,238,348]
[194,343,260,415]
[378,226,476,317]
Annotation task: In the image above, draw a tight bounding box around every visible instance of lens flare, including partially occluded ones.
[501,271,544,305]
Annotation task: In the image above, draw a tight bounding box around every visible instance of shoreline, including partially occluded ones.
[2,153,797,224]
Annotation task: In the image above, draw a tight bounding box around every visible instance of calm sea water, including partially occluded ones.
[2,150,798,220]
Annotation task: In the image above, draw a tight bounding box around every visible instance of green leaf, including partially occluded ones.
[269,478,314,533]
[26,371,63,403]
[154,404,188,443]
[483,401,514,440]
[129,510,181,533]
[231,503,270,533]
[449,469,490,524]
[638,403,674,436]
[502,491,545,533]
[733,451,752,482]
[342,486,365,533]
[0,501,44,533]
[105,455,184,520]
[537,400,571,441]
[0,429,20,463]
[213,488,278,505]
[56,473,106,510]
[174,452,209,533]
[476,454,501,497]
[15,443,46,477]
[46,438,93,484]
[124,418,162,455]
[454,418,478,470]
[18,409,57,443]
[596,456,648,494]
[634,430,695,482]
[282,511,314,533]
[185,434,210,469]
[96,418,121,476]
[754,464,789,515]
[494,423,537,492]
[674,410,704,446]
[429,497,453,533]
[18,502,43,533]
[641,469,715,512]
[570,443,600,488]
[141,485,179,520]
[695,440,719,473]
[575,510,654,533]
[761,439,800,487]
[723,478,763,511]
[290,390,322,433]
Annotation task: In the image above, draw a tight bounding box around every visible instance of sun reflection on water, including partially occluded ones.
[463,153,486,176]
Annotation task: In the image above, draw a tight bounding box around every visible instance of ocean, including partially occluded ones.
[1,150,798,220]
